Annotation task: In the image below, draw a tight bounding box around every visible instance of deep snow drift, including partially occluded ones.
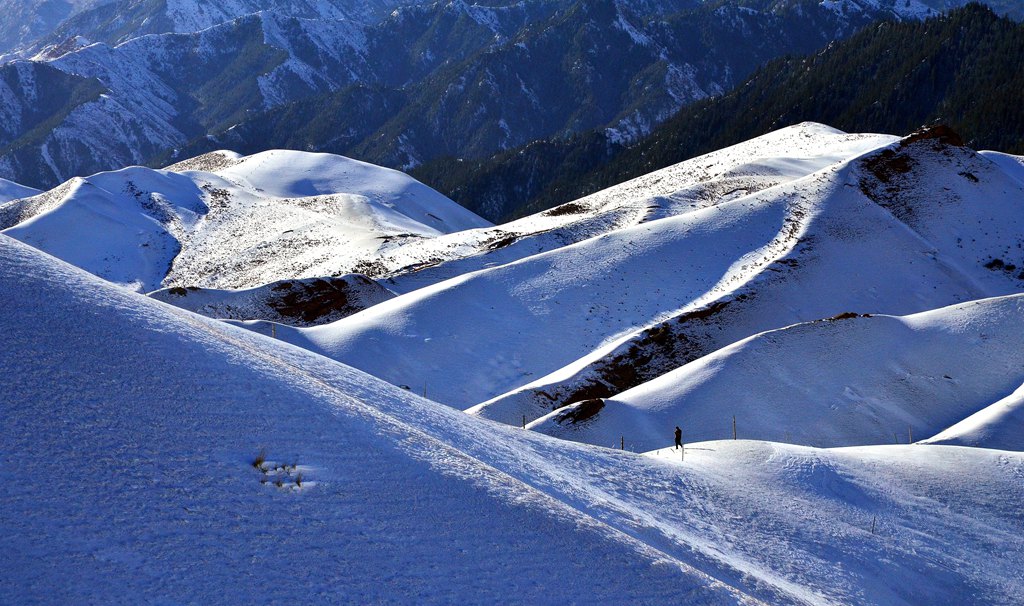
[3,234,1023,605]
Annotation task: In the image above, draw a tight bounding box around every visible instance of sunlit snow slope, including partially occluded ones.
[4,234,1023,605]
[269,125,1024,412]
[528,295,1024,451]
[0,234,740,604]
[0,149,490,293]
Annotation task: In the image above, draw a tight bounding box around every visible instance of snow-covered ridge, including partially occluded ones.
[528,294,1024,451]
[469,125,1024,423]
[0,149,489,293]
[250,125,1021,416]
[0,177,40,203]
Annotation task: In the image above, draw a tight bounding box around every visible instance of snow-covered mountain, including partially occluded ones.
[1,0,415,59]
[0,0,113,55]
[0,149,489,293]
[234,125,1018,417]
[0,0,950,190]
[528,294,1024,451]
[466,125,1024,421]
[4,232,1023,604]
[30,0,409,54]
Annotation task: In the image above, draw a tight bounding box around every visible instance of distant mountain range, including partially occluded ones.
[414,3,1024,221]
[0,0,409,56]
[0,0,948,191]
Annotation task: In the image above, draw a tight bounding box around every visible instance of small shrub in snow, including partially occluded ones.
[252,449,267,472]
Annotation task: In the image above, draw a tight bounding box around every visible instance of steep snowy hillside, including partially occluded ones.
[471,127,1024,423]
[0,150,488,293]
[0,234,744,604]
[528,295,1024,451]
[360,122,896,294]
[4,234,1023,604]
[264,126,1020,412]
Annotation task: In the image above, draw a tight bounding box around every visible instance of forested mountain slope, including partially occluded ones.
[414,4,1024,221]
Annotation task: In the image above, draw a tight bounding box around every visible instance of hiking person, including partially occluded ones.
[674,426,682,450]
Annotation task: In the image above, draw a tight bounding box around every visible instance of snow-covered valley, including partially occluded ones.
[3,122,1023,604]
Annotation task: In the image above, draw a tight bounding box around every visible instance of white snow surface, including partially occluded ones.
[922,381,1024,451]
[380,123,897,294]
[0,149,489,292]
[273,126,1024,411]
[4,234,1024,604]
[0,176,40,202]
[981,150,1024,186]
[528,295,1024,452]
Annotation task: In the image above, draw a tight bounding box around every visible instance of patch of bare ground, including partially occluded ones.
[542,202,589,217]
[824,311,871,321]
[269,276,377,324]
[553,399,606,426]
[482,231,519,250]
[858,124,970,225]
[163,151,242,173]
[984,257,1024,281]
[536,296,749,411]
